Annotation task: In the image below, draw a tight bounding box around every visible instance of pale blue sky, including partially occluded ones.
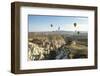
[28,15,88,32]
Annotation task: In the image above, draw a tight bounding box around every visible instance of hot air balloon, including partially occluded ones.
[50,24,53,27]
[50,24,53,31]
[58,26,60,31]
[77,31,80,35]
[74,23,77,27]
[73,22,77,43]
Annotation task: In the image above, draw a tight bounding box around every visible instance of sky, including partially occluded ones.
[28,15,88,32]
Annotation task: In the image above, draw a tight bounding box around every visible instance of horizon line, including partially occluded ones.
[29,30,88,32]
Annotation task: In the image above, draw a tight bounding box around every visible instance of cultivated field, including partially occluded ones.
[28,31,88,61]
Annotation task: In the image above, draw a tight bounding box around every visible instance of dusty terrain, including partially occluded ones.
[28,31,88,61]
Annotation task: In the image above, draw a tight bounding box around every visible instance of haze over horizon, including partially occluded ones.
[28,15,88,32]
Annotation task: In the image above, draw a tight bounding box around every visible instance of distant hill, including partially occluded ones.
[29,31,87,38]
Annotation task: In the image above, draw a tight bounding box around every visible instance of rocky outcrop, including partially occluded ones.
[28,34,87,60]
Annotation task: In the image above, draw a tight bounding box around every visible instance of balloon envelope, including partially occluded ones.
[74,23,77,27]
[77,31,80,35]
[50,24,53,27]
